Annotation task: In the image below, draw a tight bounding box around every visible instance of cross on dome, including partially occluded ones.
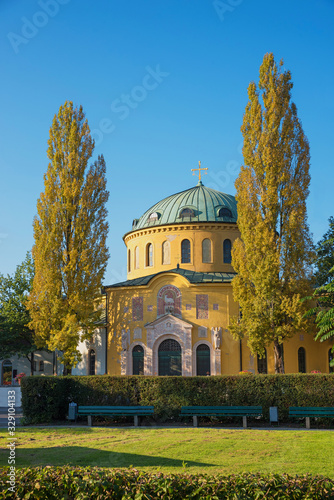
[191,161,208,184]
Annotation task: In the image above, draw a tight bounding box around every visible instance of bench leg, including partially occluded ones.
[193,416,198,427]
[305,417,310,429]
[88,415,92,427]
[134,415,139,427]
[243,416,247,429]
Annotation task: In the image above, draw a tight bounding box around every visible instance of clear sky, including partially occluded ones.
[0,0,333,284]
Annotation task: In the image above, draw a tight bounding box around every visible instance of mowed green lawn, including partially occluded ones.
[0,427,333,476]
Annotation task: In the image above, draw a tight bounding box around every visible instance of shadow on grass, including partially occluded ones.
[14,447,214,469]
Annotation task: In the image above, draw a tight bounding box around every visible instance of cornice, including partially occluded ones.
[124,222,239,243]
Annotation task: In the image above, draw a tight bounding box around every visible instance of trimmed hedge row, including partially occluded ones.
[21,374,334,424]
[1,467,334,500]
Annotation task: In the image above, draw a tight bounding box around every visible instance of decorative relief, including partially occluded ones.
[196,294,208,319]
[198,326,207,338]
[133,327,142,339]
[213,304,219,311]
[147,305,153,312]
[132,297,143,321]
[157,285,181,317]
[124,306,129,313]
[186,304,192,310]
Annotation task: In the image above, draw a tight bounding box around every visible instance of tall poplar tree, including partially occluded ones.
[27,101,109,372]
[230,53,314,373]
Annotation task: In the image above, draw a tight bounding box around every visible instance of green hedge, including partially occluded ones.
[21,374,334,424]
[1,467,334,500]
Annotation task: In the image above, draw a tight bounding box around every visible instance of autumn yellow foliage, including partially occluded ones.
[27,101,109,371]
[230,54,314,373]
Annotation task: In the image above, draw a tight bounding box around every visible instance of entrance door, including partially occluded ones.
[158,339,182,376]
[196,344,211,375]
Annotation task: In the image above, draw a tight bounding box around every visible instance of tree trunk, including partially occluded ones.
[63,364,72,376]
[273,340,284,374]
[30,352,34,376]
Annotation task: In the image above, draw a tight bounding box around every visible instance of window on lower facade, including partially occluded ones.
[181,239,191,263]
[257,348,267,374]
[39,361,44,372]
[298,347,306,373]
[196,344,210,376]
[202,239,212,263]
[89,349,96,375]
[134,246,139,269]
[146,243,153,267]
[132,345,144,375]
[162,240,171,265]
[128,249,131,272]
[223,239,232,264]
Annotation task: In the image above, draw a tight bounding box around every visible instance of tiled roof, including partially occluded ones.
[104,267,236,289]
[128,182,237,233]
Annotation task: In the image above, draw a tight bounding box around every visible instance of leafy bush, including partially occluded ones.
[21,374,334,424]
[1,467,334,499]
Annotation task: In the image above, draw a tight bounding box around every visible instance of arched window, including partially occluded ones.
[223,239,232,264]
[162,240,171,265]
[132,345,144,375]
[88,349,96,375]
[181,239,191,263]
[148,212,159,222]
[298,347,306,373]
[128,249,131,272]
[329,349,334,373]
[180,208,194,219]
[196,344,210,376]
[218,207,232,218]
[158,339,182,376]
[134,246,139,269]
[257,348,268,374]
[146,243,153,267]
[2,360,12,386]
[202,239,212,263]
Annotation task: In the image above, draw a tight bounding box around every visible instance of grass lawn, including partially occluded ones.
[0,427,333,476]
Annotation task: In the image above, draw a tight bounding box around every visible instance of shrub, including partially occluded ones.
[1,467,334,500]
[21,374,334,424]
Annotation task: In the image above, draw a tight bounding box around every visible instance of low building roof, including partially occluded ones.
[104,267,236,289]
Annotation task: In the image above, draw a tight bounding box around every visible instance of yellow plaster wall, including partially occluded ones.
[106,224,333,376]
[106,271,333,375]
[124,223,240,279]
[106,273,241,375]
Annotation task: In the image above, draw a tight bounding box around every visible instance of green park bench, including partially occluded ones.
[180,405,263,428]
[289,407,334,429]
[77,405,154,427]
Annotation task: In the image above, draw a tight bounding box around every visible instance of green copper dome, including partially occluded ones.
[130,182,237,231]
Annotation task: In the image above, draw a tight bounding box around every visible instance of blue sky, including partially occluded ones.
[0,0,333,284]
